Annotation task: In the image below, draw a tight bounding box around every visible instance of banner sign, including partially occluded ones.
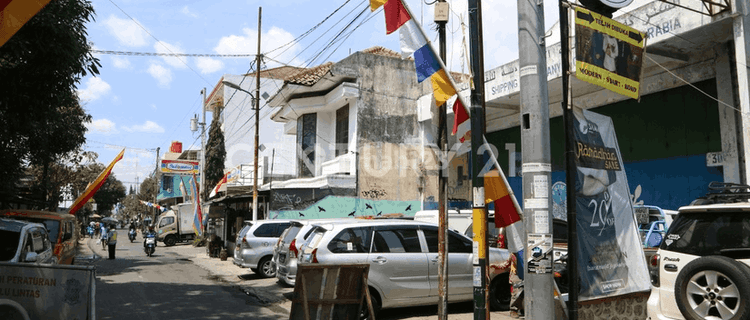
[575,6,646,99]
[160,159,199,174]
[0,263,95,320]
[573,109,650,300]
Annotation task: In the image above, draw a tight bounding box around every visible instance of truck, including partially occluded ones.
[155,203,197,246]
[0,262,96,320]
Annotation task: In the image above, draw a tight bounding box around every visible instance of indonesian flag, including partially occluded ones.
[452,98,471,143]
[69,149,125,215]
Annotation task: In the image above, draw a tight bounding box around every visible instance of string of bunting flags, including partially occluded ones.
[370,0,523,235]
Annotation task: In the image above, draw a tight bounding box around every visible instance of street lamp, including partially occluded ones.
[222,80,260,222]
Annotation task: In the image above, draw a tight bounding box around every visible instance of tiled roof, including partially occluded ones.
[246,65,306,80]
[285,62,334,86]
[361,46,401,59]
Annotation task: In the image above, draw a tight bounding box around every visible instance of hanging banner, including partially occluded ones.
[160,159,199,174]
[573,109,650,300]
[574,6,646,99]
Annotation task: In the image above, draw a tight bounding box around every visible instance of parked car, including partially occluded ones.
[647,182,750,320]
[273,218,359,286]
[0,218,55,264]
[0,210,78,264]
[233,219,294,278]
[296,219,513,317]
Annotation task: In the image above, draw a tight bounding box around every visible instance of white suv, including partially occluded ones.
[297,219,512,318]
[647,182,750,320]
[233,219,294,278]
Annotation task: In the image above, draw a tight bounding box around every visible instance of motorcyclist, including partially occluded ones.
[143,226,157,247]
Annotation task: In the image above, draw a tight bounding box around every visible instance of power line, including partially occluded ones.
[92,50,257,58]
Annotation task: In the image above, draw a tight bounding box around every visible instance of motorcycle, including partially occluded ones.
[144,233,156,257]
[128,229,136,243]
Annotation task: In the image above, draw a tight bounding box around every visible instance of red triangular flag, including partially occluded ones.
[452,98,471,143]
[385,0,411,34]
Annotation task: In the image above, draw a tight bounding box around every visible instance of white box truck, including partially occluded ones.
[155,203,197,246]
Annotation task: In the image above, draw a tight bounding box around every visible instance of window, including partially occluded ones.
[328,227,372,253]
[335,106,349,157]
[254,223,278,237]
[159,217,174,228]
[297,113,317,178]
[162,175,173,193]
[423,228,473,253]
[372,228,421,253]
[662,212,750,256]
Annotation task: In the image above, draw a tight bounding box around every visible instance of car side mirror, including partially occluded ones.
[24,252,38,262]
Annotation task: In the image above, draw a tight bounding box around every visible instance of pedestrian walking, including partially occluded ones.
[107,225,118,259]
[100,224,109,250]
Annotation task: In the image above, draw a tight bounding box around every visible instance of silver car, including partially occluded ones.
[233,219,294,278]
[0,218,55,264]
[273,218,357,286]
[297,219,513,317]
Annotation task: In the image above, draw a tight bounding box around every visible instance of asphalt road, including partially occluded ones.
[76,229,518,320]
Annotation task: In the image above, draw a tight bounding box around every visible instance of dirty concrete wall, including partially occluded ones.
[332,52,439,205]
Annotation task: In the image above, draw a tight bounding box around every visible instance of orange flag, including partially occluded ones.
[485,169,521,228]
[0,0,53,48]
[69,149,125,215]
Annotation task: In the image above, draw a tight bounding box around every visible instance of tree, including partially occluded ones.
[71,161,126,215]
[0,0,100,203]
[204,114,226,200]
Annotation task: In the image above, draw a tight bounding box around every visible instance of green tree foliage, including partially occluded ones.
[204,115,226,200]
[0,0,100,202]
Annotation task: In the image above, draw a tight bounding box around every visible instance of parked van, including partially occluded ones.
[0,210,78,264]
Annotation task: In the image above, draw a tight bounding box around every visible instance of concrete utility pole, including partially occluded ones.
[252,7,262,222]
[467,1,490,319]
[435,1,449,319]
[518,0,554,317]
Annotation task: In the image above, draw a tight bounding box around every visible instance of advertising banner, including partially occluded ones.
[575,6,646,99]
[160,159,199,175]
[0,263,95,320]
[573,109,650,300]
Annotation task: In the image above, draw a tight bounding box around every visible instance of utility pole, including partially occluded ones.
[154,147,160,221]
[435,1,449,319]
[468,1,490,319]
[201,88,207,203]
[252,7,262,222]
[518,0,554,316]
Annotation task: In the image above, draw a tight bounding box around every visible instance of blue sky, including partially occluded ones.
[76,0,645,192]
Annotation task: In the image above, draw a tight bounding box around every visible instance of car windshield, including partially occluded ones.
[6,217,60,243]
[0,230,21,261]
[661,211,750,256]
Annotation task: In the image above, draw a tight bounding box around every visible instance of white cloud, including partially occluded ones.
[123,120,165,133]
[154,41,188,69]
[215,26,301,66]
[150,104,157,110]
[181,6,198,18]
[77,77,111,102]
[86,119,118,135]
[103,15,149,47]
[147,63,172,88]
[196,57,224,74]
[111,56,131,69]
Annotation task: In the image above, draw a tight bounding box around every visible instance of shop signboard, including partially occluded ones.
[575,6,646,99]
[160,159,199,175]
[572,109,650,300]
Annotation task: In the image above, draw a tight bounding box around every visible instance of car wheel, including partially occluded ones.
[164,236,176,247]
[675,256,750,320]
[490,273,511,311]
[359,287,380,320]
[257,257,275,278]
